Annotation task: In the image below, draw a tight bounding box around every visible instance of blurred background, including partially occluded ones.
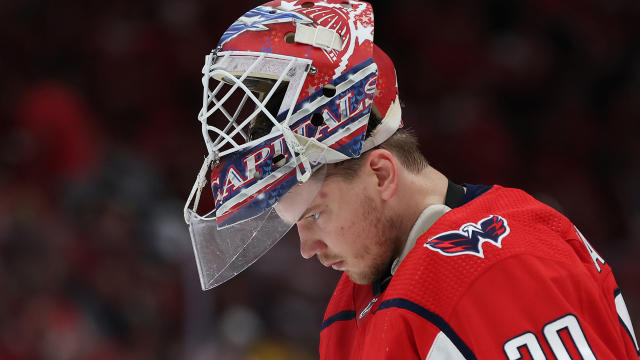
[1,0,639,358]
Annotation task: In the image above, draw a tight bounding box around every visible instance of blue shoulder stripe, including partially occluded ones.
[321,310,356,331]
[376,298,477,360]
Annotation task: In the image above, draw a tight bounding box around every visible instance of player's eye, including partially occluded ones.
[307,212,320,221]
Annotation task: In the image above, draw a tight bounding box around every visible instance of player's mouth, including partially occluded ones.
[320,260,344,270]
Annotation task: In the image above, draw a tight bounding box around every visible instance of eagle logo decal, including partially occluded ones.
[425,215,510,258]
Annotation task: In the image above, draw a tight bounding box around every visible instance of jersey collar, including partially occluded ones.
[390,203,451,275]
[372,180,472,295]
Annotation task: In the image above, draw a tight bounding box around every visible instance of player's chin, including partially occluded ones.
[345,270,377,285]
[346,261,390,285]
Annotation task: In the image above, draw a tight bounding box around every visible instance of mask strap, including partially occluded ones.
[184,153,215,223]
[281,127,311,182]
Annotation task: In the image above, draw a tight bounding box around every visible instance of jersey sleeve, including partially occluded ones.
[448,254,639,359]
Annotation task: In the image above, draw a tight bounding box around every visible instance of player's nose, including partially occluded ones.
[297,225,327,259]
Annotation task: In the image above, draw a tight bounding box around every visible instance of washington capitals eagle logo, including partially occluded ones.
[425,215,510,258]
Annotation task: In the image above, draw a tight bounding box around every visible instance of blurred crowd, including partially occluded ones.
[1,0,639,358]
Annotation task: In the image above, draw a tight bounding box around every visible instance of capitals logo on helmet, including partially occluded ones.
[425,215,510,258]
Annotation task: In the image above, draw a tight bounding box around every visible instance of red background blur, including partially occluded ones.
[1,0,639,358]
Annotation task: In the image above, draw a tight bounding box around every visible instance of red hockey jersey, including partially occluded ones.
[319,185,639,359]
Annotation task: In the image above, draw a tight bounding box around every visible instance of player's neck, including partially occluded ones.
[391,165,448,250]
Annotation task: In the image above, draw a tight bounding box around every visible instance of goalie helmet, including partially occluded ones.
[184,0,401,290]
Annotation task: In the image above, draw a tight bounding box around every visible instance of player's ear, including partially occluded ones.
[367,149,398,201]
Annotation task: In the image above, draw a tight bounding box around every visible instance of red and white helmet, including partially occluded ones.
[184,0,401,290]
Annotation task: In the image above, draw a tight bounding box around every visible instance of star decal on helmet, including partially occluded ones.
[277,0,299,12]
[218,5,313,47]
[353,21,374,45]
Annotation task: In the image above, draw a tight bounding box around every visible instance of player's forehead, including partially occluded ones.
[274,170,327,221]
[280,169,353,213]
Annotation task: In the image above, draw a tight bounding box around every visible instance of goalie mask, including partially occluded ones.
[184,0,402,290]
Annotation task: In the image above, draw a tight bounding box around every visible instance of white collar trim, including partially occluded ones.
[390,204,451,275]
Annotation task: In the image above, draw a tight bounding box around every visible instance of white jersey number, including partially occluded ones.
[503,314,595,359]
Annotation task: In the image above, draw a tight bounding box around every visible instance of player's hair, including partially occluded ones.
[380,127,429,173]
[328,127,429,181]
